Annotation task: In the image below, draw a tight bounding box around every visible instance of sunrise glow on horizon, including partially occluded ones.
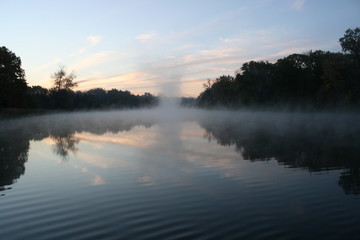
[1,0,359,97]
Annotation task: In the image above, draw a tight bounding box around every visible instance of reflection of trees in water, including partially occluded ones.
[199,114,360,194]
[1,111,359,195]
[51,134,79,160]
[339,169,360,195]
[0,113,154,193]
[0,130,29,195]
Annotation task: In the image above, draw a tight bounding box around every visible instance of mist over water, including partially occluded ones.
[1,107,360,138]
[2,108,360,168]
[1,108,360,239]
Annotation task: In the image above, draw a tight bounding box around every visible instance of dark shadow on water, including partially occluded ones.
[0,128,29,195]
[198,111,360,194]
[339,169,360,195]
[0,111,155,194]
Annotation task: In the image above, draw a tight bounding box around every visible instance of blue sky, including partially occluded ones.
[1,0,359,96]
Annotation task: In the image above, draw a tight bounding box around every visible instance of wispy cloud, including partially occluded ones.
[76,70,159,93]
[87,35,102,45]
[78,131,155,148]
[175,43,195,51]
[31,58,62,72]
[70,35,103,57]
[182,47,243,63]
[70,51,118,71]
[70,47,86,56]
[135,33,155,42]
[74,25,322,97]
[74,44,246,95]
[291,0,306,10]
[219,37,242,44]
[264,46,312,61]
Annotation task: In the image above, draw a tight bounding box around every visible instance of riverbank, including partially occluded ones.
[0,108,60,120]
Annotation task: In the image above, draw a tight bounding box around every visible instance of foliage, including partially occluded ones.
[25,65,158,110]
[26,87,158,110]
[51,65,77,91]
[197,28,360,110]
[26,86,50,109]
[339,27,360,64]
[0,46,28,108]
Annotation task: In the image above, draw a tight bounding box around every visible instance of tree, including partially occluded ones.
[27,85,50,108]
[49,65,78,109]
[236,61,274,105]
[51,65,77,91]
[339,27,360,64]
[196,30,360,109]
[0,46,28,108]
[84,88,107,108]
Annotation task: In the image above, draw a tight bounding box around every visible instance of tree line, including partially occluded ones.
[27,85,158,110]
[0,48,158,110]
[197,27,360,110]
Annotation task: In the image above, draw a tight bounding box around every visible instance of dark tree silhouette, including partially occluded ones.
[27,86,50,108]
[51,65,77,91]
[197,28,360,109]
[236,61,273,105]
[0,130,29,194]
[339,27,360,64]
[0,46,28,108]
[48,65,78,109]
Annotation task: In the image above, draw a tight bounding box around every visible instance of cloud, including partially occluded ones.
[87,35,102,45]
[135,33,155,42]
[74,46,247,96]
[183,47,243,63]
[264,47,312,61]
[31,58,62,72]
[175,44,194,51]
[70,51,118,71]
[78,131,155,148]
[70,47,86,57]
[69,35,103,57]
[76,70,161,94]
[219,37,242,44]
[73,26,321,97]
[291,0,306,10]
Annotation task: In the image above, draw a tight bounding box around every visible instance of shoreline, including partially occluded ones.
[0,108,60,119]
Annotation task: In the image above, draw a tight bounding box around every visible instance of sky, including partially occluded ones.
[1,0,359,97]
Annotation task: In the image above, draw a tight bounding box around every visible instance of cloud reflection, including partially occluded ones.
[91,175,106,186]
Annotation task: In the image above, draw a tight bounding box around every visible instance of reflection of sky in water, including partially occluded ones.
[27,120,343,193]
[29,122,250,188]
[2,112,360,239]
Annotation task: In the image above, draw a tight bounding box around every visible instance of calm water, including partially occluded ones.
[1,109,360,240]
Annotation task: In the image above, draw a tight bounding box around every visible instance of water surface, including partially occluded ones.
[1,110,360,239]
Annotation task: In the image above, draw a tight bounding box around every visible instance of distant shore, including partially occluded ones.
[0,108,60,119]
